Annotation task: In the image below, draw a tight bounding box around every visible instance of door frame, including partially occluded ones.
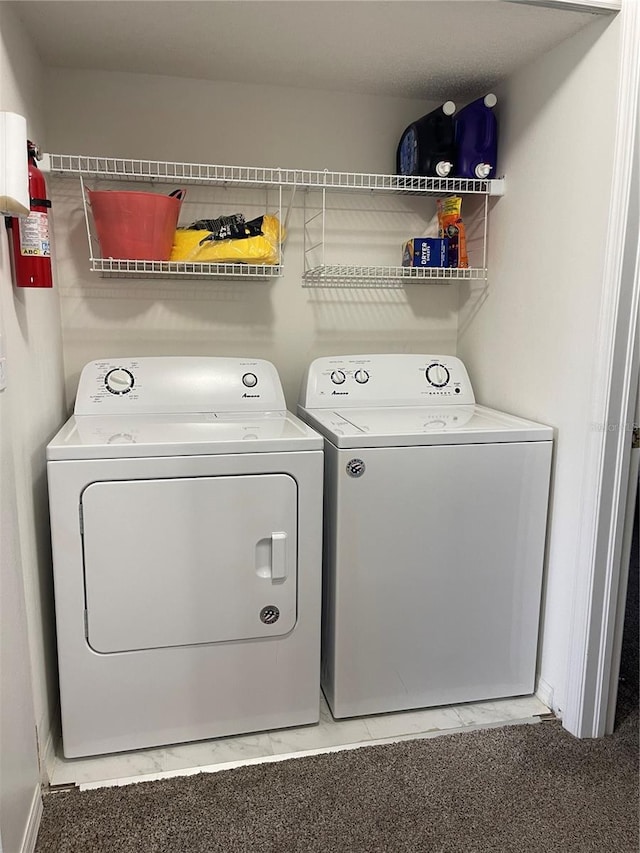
[563,0,640,738]
[605,378,639,733]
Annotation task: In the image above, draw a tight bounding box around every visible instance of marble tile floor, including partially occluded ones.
[48,693,551,791]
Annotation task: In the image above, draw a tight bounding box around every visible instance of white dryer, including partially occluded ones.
[47,356,323,757]
[298,354,553,719]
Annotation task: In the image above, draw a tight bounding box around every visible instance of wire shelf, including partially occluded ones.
[45,153,500,285]
[89,259,282,280]
[44,154,504,196]
[301,265,486,288]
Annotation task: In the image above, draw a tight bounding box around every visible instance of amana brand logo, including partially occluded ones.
[242,393,260,398]
[346,458,366,478]
[332,390,349,395]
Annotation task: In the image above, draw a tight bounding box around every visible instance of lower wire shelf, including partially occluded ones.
[301,265,486,288]
[90,258,283,280]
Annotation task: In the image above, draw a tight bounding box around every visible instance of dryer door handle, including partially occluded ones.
[271,532,287,581]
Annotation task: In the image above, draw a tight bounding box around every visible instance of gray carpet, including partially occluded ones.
[36,706,638,853]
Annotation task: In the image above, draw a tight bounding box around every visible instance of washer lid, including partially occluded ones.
[297,404,553,448]
[46,411,322,460]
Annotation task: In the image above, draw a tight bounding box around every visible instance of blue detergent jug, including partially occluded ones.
[454,94,498,179]
[396,101,456,178]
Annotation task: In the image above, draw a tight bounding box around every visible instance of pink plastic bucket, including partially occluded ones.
[88,188,186,261]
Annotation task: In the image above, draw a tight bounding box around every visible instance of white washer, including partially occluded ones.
[47,356,323,757]
[298,354,553,719]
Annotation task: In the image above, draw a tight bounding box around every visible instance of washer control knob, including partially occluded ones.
[104,368,134,395]
[242,372,258,388]
[330,370,346,385]
[354,369,369,384]
[425,363,450,388]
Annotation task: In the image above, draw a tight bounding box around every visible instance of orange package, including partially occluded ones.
[437,196,469,268]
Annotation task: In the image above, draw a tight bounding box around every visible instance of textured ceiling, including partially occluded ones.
[10,1,600,100]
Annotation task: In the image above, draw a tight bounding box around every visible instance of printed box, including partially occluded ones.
[402,237,449,268]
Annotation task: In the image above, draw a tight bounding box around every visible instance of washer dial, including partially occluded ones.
[104,368,135,395]
[242,372,258,388]
[425,363,450,388]
[331,370,346,385]
[354,369,369,384]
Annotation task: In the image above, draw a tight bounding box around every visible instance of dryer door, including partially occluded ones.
[81,474,298,652]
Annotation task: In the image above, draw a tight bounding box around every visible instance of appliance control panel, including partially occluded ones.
[299,354,476,408]
[74,357,287,415]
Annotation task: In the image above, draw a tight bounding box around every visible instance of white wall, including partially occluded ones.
[44,70,459,407]
[0,7,66,845]
[457,14,620,714]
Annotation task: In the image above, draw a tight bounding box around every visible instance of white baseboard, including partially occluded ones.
[20,785,43,853]
[535,678,557,716]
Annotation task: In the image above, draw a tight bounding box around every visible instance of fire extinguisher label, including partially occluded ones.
[18,212,50,257]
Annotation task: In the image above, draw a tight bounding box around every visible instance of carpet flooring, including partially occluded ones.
[36,701,638,853]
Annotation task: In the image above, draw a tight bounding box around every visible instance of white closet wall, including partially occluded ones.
[457,14,620,713]
[0,3,66,847]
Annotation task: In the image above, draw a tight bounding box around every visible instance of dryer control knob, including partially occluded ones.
[242,372,258,388]
[330,370,346,385]
[354,370,369,384]
[104,368,134,395]
[425,363,450,388]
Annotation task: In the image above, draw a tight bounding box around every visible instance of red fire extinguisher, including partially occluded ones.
[6,140,53,287]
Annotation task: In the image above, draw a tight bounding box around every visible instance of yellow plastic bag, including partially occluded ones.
[170,214,284,264]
